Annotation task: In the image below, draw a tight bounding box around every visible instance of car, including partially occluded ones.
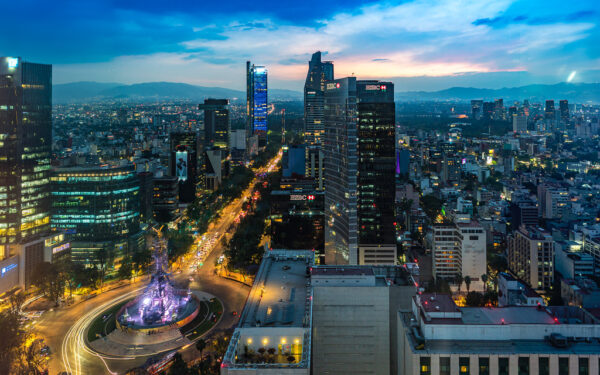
[232,311,237,316]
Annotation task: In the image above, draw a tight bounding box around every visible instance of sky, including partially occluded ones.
[1,0,599,91]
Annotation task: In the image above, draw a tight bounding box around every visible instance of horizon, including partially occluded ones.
[53,79,600,94]
[2,0,599,91]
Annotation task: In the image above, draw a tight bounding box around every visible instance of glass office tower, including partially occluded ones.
[199,98,230,150]
[324,78,396,265]
[246,61,268,146]
[51,164,143,266]
[0,57,52,256]
[304,51,334,145]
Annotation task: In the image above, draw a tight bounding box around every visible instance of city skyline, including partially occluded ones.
[1,0,599,91]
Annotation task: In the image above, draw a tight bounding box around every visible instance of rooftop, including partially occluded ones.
[311,267,375,276]
[238,250,314,328]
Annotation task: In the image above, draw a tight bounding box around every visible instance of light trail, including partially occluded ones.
[61,288,143,375]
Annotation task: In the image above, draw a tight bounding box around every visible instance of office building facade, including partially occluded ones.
[0,57,52,250]
[304,51,334,145]
[324,78,396,265]
[246,61,268,147]
[170,131,199,202]
[199,98,230,150]
[51,164,144,266]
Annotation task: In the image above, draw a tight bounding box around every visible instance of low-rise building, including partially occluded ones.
[399,293,600,375]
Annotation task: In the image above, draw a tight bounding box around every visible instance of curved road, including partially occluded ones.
[34,152,280,374]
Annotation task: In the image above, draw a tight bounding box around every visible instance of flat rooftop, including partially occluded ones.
[311,267,375,276]
[239,250,314,328]
[461,307,556,325]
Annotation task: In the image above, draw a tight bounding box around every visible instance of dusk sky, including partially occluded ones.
[2,0,599,91]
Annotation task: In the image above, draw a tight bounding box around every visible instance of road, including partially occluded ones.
[33,150,281,375]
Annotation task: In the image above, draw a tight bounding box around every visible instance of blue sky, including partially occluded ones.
[1,0,599,91]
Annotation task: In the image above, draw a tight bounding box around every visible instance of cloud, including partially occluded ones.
[24,0,595,90]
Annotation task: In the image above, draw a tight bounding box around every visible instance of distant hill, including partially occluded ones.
[53,81,302,103]
[396,82,600,103]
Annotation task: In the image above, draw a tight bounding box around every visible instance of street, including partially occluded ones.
[32,151,281,374]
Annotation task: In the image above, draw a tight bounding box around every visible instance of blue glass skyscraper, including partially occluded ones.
[246,61,268,146]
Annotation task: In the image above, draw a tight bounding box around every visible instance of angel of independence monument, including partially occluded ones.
[116,229,200,334]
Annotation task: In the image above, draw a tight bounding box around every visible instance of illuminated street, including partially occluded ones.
[32,151,281,375]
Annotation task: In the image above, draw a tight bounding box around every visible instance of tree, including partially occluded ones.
[169,353,189,375]
[195,338,207,359]
[118,257,133,281]
[95,248,109,292]
[31,262,65,306]
[464,275,472,293]
[132,247,152,279]
[421,194,444,222]
[455,273,463,293]
[0,310,27,373]
[481,274,488,293]
[465,291,484,307]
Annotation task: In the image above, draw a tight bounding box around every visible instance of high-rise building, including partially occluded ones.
[559,99,569,123]
[170,131,199,202]
[51,164,144,267]
[512,114,527,133]
[508,226,554,290]
[0,57,52,248]
[324,78,396,265]
[246,61,268,147]
[470,100,483,120]
[199,99,230,150]
[432,219,487,291]
[304,51,334,145]
[544,100,555,119]
[482,101,494,121]
[493,98,504,120]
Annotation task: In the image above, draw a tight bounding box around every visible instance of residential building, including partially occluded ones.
[508,226,554,290]
[498,272,544,307]
[432,219,487,291]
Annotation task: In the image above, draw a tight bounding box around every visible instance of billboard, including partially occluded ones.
[176,151,188,181]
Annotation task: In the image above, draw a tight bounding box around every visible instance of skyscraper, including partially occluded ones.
[199,98,230,150]
[0,57,52,253]
[304,51,334,145]
[559,99,569,123]
[170,131,199,202]
[324,78,396,265]
[246,61,268,147]
[545,100,555,119]
[470,100,483,120]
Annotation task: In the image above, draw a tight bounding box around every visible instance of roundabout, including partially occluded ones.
[61,233,224,375]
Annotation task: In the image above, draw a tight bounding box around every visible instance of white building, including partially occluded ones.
[432,219,487,291]
[399,293,600,375]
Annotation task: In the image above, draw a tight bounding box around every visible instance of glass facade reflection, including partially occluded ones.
[0,57,52,254]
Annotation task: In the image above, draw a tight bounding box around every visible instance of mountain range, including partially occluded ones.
[53,81,600,104]
[53,81,302,103]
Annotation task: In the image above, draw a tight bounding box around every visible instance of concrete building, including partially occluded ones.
[508,226,554,290]
[399,293,600,375]
[555,246,594,279]
[538,185,569,219]
[513,114,528,133]
[432,219,487,291]
[221,250,314,374]
[311,266,415,375]
[498,272,544,307]
[561,278,600,309]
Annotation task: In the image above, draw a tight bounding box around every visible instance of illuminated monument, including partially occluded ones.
[117,231,199,332]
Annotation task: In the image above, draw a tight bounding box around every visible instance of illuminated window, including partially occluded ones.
[479,358,489,375]
[420,357,430,375]
[459,357,470,375]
